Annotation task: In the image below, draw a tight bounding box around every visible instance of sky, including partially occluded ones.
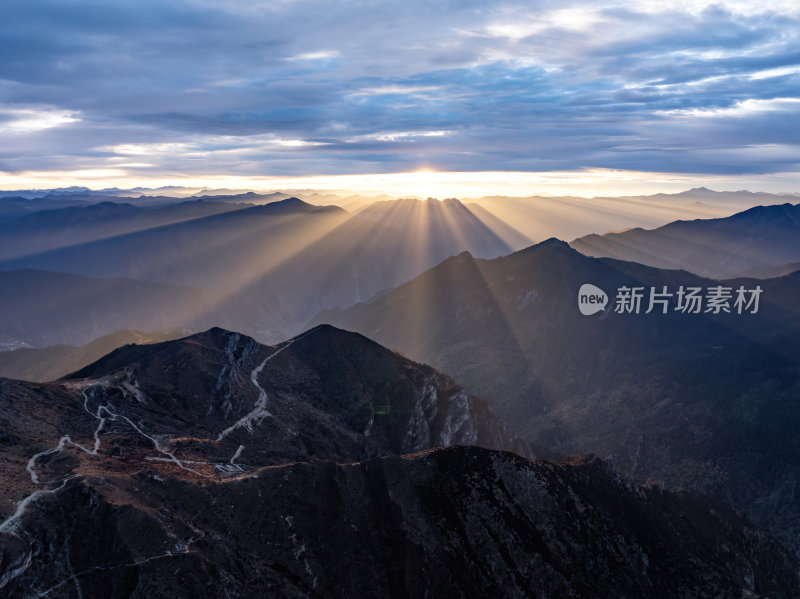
[0,0,799,196]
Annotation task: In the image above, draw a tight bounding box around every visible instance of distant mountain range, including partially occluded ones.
[465,187,799,242]
[4,185,792,238]
[571,202,800,279]
[7,189,790,351]
[0,328,192,382]
[0,196,348,281]
[0,196,518,344]
[737,261,800,279]
[1,326,795,597]
[312,239,800,552]
[0,269,261,347]
[0,199,250,259]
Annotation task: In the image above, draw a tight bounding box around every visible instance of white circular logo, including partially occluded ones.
[578,283,608,316]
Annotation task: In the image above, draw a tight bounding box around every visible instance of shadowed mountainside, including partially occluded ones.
[0,326,796,597]
[312,239,800,552]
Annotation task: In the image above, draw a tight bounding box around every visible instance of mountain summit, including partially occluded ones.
[0,326,796,597]
[312,237,800,553]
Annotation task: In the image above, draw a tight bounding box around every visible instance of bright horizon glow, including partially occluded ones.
[2,168,800,199]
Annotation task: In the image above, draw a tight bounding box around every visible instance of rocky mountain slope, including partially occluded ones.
[312,239,800,552]
[0,325,796,597]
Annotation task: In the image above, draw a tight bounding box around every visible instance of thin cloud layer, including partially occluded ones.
[0,0,798,182]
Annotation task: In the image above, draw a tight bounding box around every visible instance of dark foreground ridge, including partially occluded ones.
[314,236,800,554]
[0,326,797,597]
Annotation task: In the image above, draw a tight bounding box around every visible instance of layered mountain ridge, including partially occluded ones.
[0,196,517,346]
[0,326,796,597]
[571,202,800,279]
[313,238,800,553]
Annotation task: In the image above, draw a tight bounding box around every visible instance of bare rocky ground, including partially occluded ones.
[0,326,796,598]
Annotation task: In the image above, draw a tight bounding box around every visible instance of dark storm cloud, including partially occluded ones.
[0,0,799,178]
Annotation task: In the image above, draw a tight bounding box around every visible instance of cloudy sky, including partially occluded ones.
[1,0,799,194]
